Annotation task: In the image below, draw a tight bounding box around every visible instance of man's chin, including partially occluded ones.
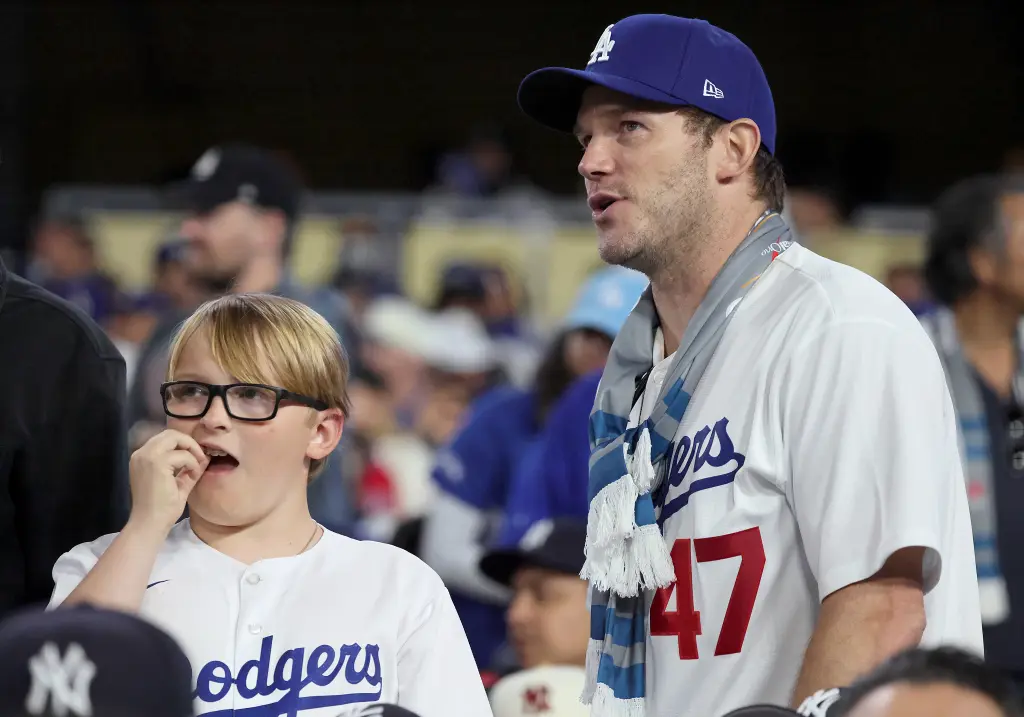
[598,239,646,273]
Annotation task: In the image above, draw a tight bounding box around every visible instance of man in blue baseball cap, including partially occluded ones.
[518,14,982,717]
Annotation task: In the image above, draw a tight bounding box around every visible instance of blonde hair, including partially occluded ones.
[167,293,350,479]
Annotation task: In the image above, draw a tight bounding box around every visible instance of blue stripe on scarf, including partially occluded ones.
[590,605,647,645]
[597,654,645,701]
[591,411,630,445]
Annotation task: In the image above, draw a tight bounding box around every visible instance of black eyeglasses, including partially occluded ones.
[160,381,329,422]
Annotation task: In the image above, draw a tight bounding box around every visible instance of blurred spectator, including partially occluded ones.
[105,292,164,387]
[480,519,589,679]
[434,263,540,388]
[25,215,119,326]
[331,215,400,348]
[885,262,935,316]
[920,173,1024,688]
[152,238,203,313]
[833,647,1021,717]
[488,666,589,717]
[127,143,360,535]
[0,604,194,717]
[497,370,601,547]
[431,126,533,200]
[420,266,647,668]
[0,256,127,618]
[785,182,845,240]
[360,296,437,430]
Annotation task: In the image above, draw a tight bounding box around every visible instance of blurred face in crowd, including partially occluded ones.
[981,191,1024,309]
[507,566,590,669]
[564,328,613,377]
[156,256,202,311]
[166,330,339,528]
[845,682,1004,717]
[179,201,285,291]
[575,86,713,276]
[33,221,96,279]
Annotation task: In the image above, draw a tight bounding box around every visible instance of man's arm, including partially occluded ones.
[14,345,128,606]
[791,547,927,706]
[780,316,970,706]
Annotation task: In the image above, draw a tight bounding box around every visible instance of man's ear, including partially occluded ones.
[968,246,998,288]
[306,409,345,461]
[714,119,761,184]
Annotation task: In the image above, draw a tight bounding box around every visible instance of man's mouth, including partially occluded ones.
[588,192,623,216]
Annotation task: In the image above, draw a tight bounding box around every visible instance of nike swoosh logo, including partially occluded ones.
[146,580,170,589]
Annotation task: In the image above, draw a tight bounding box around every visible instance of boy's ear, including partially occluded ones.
[306,409,344,461]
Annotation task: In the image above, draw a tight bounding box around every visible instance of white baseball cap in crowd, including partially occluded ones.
[489,665,590,717]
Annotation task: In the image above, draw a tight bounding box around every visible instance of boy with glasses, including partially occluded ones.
[46,293,490,717]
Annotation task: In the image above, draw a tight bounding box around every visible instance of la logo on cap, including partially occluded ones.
[588,24,615,65]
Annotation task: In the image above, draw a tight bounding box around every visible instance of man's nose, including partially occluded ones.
[578,139,615,181]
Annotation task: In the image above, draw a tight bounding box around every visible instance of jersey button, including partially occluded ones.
[246,573,261,586]
[248,623,263,635]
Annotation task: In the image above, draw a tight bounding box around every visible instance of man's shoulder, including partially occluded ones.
[758,243,924,336]
[1,269,123,364]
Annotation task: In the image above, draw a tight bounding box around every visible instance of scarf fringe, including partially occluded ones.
[582,638,602,704]
[584,683,647,717]
[627,426,657,493]
[585,473,640,551]
[582,522,674,596]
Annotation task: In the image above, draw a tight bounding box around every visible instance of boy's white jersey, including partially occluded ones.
[49,521,492,717]
[632,244,983,717]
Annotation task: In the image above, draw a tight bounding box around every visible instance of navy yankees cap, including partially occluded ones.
[168,143,304,220]
[517,14,777,154]
[0,605,194,717]
[480,518,586,587]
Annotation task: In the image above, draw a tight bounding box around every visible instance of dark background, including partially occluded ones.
[1,0,1021,249]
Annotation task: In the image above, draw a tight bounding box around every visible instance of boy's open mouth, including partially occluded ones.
[202,446,240,471]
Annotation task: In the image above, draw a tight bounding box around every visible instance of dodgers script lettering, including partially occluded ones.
[657,417,745,525]
[195,635,383,717]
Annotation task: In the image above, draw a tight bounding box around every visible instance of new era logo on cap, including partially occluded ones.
[703,79,724,99]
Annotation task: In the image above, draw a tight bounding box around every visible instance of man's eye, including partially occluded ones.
[622,121,642,132]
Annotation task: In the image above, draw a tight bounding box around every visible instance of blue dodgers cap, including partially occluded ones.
[564,266,648,339]
[517,14,776,154]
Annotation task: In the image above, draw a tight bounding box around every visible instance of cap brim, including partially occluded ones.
[162,179,221,214]
[480,548,525,587]
[517,67,687,133]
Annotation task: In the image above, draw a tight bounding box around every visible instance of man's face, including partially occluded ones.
[574,86,713,277]
[507,566,590,669]
[845,682,1004,717]
[987,191,1024,311]
[179,201,269,290]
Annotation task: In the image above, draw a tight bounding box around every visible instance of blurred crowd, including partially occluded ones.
[5,127,1024,717]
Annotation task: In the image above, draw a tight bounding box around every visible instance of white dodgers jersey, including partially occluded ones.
[634,244,983,717]
[49,521,492,717]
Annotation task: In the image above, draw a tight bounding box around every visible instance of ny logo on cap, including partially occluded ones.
[192,148,221,182]
[25,642,96,717]
[588,24,615,65]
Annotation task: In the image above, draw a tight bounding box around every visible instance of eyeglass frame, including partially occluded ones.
[160,381,330,422]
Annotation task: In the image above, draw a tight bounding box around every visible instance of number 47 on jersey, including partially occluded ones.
[650,527,766,660]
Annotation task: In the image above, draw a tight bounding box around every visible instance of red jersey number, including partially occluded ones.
[649,526,766,659]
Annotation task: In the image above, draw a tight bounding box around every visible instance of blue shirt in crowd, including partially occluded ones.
[497,370,601,547]
[431,385,540,667]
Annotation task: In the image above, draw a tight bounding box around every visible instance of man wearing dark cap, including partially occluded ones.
[516,13,981,717]
[127,144,360,534]
[0,605,193,717]
[480,519,591,717]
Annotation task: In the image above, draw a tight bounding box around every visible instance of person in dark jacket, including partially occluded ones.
[0,254,127,619]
